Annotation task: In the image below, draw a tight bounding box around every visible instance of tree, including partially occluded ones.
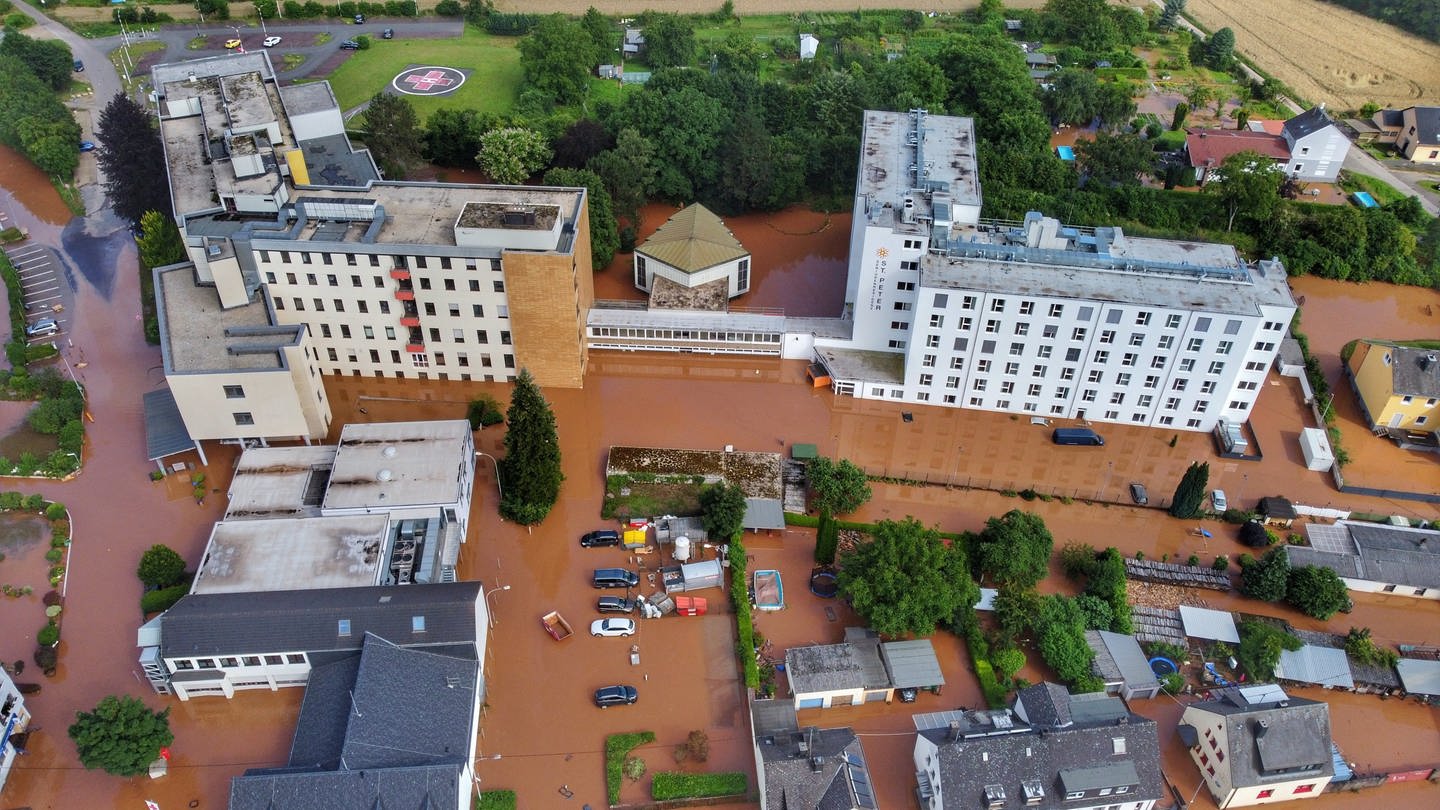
[423,108,495,168]
[974,510,1054,589]
[1035,595,1095,683]
[1205,27,1235,69]
[1239,520,1272,548]
[1170,101,1189,131]
[137,544,186,589]
[1074,131,1154,185]
[543,167,619,269]
[1205,150,1284,231]
[96,93,171,226]
[580,6,614,57]
[1235,620,1301,681]
[136,211,185,269]
[68,696,174,777]
[991,584,1042,648]
[519,15,599,106]
[0,30,73,92]
[837,517,977,637]
[806,457,872,516]
[815,510,840,565]
[477,127,552,185]
[1159,0,1186,31]
[1167,461,1209,518]
[1074,593,1115,630]
[1238,547,1289,602]
[1285,565,1351,620]
[1344,627,1398,668]
[361,93,424,179]
[499,369,563,524]
[553,118,614,169]
[589,127,657,226]
[643,13,696,69]
[698,482,746,540]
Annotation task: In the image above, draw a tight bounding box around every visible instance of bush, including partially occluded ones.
[466,395,504,429]
[475,791,516,810]
[1212,555,1230,571]
[606,732,655,804]
[44,502,66,521]
[33,646,56,671]
[355,34,372,50]
[137,544,186,589]
[45,548,63,563]
[1159,672,1186,694]
[37,621,59,647]
[435,0,462,15]
[140,583,190,615]
[651,772,748,800]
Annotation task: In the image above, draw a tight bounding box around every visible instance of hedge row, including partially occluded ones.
[728,534,759,690]
[963,623,1008,708]
[651,771,748,801]
[605,732,654,805]
[141,583,189,615]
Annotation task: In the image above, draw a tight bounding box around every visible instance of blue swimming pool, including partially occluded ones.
[1056,145,1076,161]
[1352,191,1378,208]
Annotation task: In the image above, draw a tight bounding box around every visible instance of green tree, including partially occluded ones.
[423,108,495,168]
[837,517,977,637]
[990,585,1042,648]
[95,92,170,226]
[519,15,599,105]
[1075,131,1154,186]
[990,646,1026,682]
[1343,627,1398,668]
[815,509,840,565]
[589,127,657,226]
[0,29,73,92]
[477,127,552,185]
[1285,565,1351,620]
[1205,150,1284,231]
[1236,620,1301,681]
[974,510,1054,589]
[137,544,186,589]
[1170,101,1190,131]
[806,457,872,516]
[553,118,614,170]
[27,395,82,435]
[698,481,747,540]
[1035,595,1095,683]
[1074,593,1115,630]
[1205,27,1235,69]
[607,79,726,201]
[1042,0,1122,51]
[361,93,424,179]
[643,13,696,69]
[1168,461,1210,518]
[498,369,563,524]
[543,167,619,269]
[1159,0,1186,30]
[1238,547,1290,602]
[136,211,185,269]
[68,696,174,777]
[580,6,614,57]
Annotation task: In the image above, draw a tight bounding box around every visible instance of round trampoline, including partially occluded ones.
[809,567,839,598]
[1149,656,1178,677]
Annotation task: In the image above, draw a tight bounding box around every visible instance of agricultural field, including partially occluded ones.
[1186,0,1440,109]
[494,0,1050,13]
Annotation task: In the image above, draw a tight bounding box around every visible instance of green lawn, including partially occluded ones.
[1340,171,1407,205]
[325,29,522,122]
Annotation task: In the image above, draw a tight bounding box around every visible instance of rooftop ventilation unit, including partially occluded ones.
[984,783,1007,809]
[500,209,536,228]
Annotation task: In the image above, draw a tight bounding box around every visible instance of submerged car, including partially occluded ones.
[594,685,637,707]
[590,618,636,638]
[1129,482,1149,505]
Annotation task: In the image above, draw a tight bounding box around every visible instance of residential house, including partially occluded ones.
[912,683,1164,809]
[1397,106,1440,163]
[1345,340,1440,436]
[0,667,31,796]
[1185,128,1292,185]
[1178,684,1335,807]
[623,28,645,56]
[1288,520,1440,600]
[750,700,878,810]
[633,203,752,304]
[1279,107,1348,182]
[139,581,485,700]
[1257,497,1297,528]
[785,629,943,710]
[1372,108,1406,145]
[229,633,481,810]
[1086,630,1163,700]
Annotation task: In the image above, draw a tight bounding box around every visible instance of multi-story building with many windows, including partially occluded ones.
[810,110,1297,432]
[149,53,592,443]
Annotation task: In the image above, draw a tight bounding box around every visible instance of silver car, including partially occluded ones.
[590,618,636,637]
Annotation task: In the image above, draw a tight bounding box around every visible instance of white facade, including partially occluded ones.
[0,668,30,795]
[816,110,1296,433]
[1282,114,1349,182]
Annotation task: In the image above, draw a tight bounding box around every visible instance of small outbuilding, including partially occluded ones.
[633,203,752,302]
[1258,496,1298,528]
[1299,427,1334,471]
[1086,630,1163,700]
[1178,605,1240,644]
[1396,658,1440,698]
[799,33,818,60]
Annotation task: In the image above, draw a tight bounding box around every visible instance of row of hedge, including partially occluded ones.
[651,771,748,801]
[0,254,58,368]
[605,732,654,805]
[728,534,759,690]
[962,621,1009,709]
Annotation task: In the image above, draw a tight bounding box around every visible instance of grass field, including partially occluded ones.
[325,29,522,121]
[1340,172,1408,206]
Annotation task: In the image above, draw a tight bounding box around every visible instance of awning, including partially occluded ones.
[743,498,786,530]
[143,388,197,461]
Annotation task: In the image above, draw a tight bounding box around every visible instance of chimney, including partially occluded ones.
[810,756,824,773]
[948,721,962,742]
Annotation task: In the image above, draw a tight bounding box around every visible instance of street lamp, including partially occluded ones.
[485,584,510,628]
[475,450,503,506]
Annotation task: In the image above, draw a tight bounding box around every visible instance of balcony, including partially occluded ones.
[395,289,415,301]
[400,316,421,327]
[406,343,426,353]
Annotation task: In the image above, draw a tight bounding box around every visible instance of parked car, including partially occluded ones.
[73,59,84,72]
[898,687,918,703]
[25,318,59,337]
[592,568,639,589]
[580,529,621,548]
[339,39,361,50]
[382,28,394,39]
[1129,482,1149,505]
[594,685,638,708]
[597,596,636,614]
[225,38,242,49]
[78,141,96,152]
[263,36,282,48]
[353,13,365,23]
[1211,489,1228,512]
[590,618,636,638]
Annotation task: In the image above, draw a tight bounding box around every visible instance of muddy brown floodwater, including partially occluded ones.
[0,144,73,228]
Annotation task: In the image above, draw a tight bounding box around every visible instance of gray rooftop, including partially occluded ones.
[159,581,481,659]
[1283,107,1336,141]
[280,82,340,117]
[1289,628,1399,689]
[1182,685,1333,787]
[857,110,982,235]
[743,498,786,531]
[1396,658,1440,696]
[918,685,1164,809]
[189,514,389,595]
[225,445,340,519]
[880,639,945,689]
[816,345,906,386]
[1087,630,1162,692]
[757,727,874,810]
[1293,520,1440,591]
[1405,105,1440,144]
[1383,344,1440,399]
[1015,682,1074,727]
[142,387,196,461]
[323,420,471,511]
[786,638,890,694]
[156,266,302,373]
[1179,605,1241,643]
[230,763,463,810]
[1275,643,1354,689]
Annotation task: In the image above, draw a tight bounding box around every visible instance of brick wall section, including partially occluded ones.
[504,193,594,388]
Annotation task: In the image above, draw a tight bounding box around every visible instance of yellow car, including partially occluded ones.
[225,39,242,49]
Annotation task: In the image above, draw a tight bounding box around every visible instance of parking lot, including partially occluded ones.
[1,241,72,342]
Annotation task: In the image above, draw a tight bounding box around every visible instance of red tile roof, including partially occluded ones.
[1184,128,1290,169]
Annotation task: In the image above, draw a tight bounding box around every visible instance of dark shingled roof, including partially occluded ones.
[142,388,196,461]
[1258,497,1297,519]
[786,637,890,694]
[1015,682,1074,727]
[1384,345,1440,399]
[1180,684,1333,788]
[757,727,874,810]
[229,763,463,810]
[1283,107,1336,140]
[160,582,481,659]
[1407,106,1440,145]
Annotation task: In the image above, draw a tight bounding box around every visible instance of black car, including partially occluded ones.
[73,59,85,72]
[592,568,640,589]
[1129,482,1149,505]
[597,596,636,614]
[353,13,365,24]
[382,28,395,39]
[594,685,638,708]
[580,529,621,548]
[339,40,361,50]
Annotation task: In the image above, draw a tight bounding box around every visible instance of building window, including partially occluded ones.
[894,301,912,312]
[233,412,255,426]
[950,357,964,370]
[223,385,245,399]
[493,280,505,293]
[991,298,1005,312]
[738,259,749,290]
[412,353,429,368]
[1100,330,1115,345]
[930,314,944,328]
[926,335,940,348]
[887,340,906,349]
[922,354,936,368]
[919,373,933,386]
[1292,785,1315,794]
[1019,301,1034,315]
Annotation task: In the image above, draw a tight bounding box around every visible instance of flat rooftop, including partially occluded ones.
[815,345,905,385]
[157,267,301,373]
[226,445,340,519]
[858,109,981,233]
[191,514,389,594]
[324,420,471,511]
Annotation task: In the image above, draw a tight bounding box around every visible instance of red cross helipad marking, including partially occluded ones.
[404,70,454,91]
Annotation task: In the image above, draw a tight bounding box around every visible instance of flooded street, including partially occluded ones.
[2,156,1438,808]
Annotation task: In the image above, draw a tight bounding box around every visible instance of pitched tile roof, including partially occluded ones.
[1405,106,1440,145]
[636,203,749,273]
[229,762,464,810]
[1185,129,1290,168]
[1283,107,1337,140]
[159,582,481,659]
[1087,630,1162,691]
[757,727,874,810]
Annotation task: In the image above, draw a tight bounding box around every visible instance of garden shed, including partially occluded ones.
[1178,606,1240,644]
[1086,630,1162,700]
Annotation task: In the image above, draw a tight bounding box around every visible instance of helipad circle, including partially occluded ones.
[391,66,467,97]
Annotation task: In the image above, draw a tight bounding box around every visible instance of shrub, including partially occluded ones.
[45,548,63,563]
[44,502,66,521]
[651,772,748,800]
[1212,555,1230,571]
[137,544,186,589]
[605,732,655,804]
[140,583,190,615]
[38,621,59,647]
[33,646,57,671]
[466,395,504,429]
[475,790,517,810]
[1160,672,1186,694]
[22,494,44,511]
[42,589,61,607]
